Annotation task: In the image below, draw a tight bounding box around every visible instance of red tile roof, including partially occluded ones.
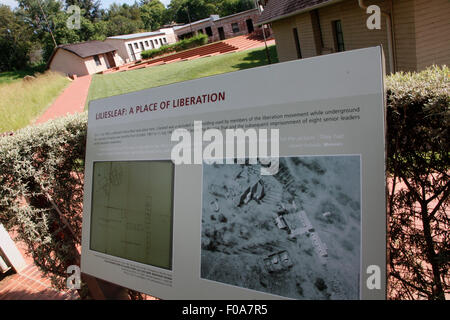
[257,0,339,24]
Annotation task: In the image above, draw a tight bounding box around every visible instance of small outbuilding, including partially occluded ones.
[47,40,122,77]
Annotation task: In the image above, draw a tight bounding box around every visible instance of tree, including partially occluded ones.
[165,0,256,24]
[38,11,106,61]
[64,0,102,21]
[177,0,216,24]
[219,0,255,16]
[105,14,144,37]
[140,0,166,31]
[0,5,34,71]
[16,0,62,39]
[104,3,144,36]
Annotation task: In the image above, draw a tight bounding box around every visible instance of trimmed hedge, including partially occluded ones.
[0,112,87,290]
[385,65,449,300]
[141,33,209,60]
[0,66,448,298]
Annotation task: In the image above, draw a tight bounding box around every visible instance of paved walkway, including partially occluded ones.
[0,265,79,300]
[0,235,79,300]
[35,75,91,124]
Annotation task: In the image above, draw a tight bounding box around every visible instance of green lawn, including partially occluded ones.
[0,71,70,132]
[0,64,47,85]
[87,45,278,107]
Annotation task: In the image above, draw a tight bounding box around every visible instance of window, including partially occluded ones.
[163,37,167,43]
[93,55,101,66]
[159,38,163,46]
[205,26,213,37]
[150,40,154,49]
[292,28,302,59]
[231,23,239,33]
[134,43,138,49]
[332,20,345,52]
[145,41,149,47]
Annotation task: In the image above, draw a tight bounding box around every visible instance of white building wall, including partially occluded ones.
[106,31,177,62]
[84,54,109,74]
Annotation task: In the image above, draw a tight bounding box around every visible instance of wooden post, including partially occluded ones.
[81,273,130,300]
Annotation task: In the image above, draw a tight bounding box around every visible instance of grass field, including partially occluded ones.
[0,72,71,132]
[0,64,47,85]
[86,45,278,107]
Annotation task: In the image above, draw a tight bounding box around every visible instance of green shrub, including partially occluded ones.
[141,33,208,60]
[141,44,173,59]
[386,65,449,300]
[0,112,87,290]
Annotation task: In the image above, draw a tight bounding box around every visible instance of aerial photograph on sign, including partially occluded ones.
[90,160,174,270]
[201,156,361,299]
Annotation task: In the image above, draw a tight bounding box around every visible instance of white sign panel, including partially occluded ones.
[82,47,386,300]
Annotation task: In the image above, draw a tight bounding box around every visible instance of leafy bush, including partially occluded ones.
[386,65,449,300]
[141,33,208,60]
[0,112,87,291]
[141,45,173,59]
[0,65,447,299]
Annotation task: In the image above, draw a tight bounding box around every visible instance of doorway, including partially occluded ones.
[105,52,116,68]
[246,19,254,33]
[128,44,136,61]
[218,27,225,40]
[205,26,213,37]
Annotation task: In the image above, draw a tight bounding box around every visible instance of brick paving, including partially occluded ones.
[0,264,79,300]
[34,74,92,125]
[0,231,79,300]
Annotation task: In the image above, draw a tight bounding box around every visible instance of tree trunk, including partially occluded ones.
[420,202,445,300]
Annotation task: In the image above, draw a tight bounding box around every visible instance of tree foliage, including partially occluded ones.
[40,12,107,61]
[0,5,34,71]
[173,0,217,24]
[104,3,144,36]
[219,0,255,16]
[64,0,101,21]
[165,0,255,24]
[140,0,167,31]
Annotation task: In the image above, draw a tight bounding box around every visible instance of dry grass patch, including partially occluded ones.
[0,71,70,132]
